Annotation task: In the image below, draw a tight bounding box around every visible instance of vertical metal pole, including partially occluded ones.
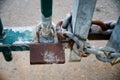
[69,0,96,62]
[0,18,12,61]
[0,18,6,40]
[40,0,52,24]
[41,0,52,18]
[106,17,120,65]
[72,0,97,40]
[2,51,12,62]
[0,18,3,35]
[38,0,54,43]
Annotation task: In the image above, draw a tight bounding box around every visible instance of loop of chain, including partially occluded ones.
[84,47,120,62]
[56,13,120,63]
[56,14,86,57]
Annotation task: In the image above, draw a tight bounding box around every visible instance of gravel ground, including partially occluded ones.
[0,0,120,80]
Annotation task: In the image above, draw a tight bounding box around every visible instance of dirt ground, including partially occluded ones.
[0,0,120,80]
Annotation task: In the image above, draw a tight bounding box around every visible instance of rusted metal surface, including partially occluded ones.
[92,20,108,31]
[56,21,66,41]
[88,30,112,40]
[89,20,112,40]
[30,43,65,64]
[56,20,112,41]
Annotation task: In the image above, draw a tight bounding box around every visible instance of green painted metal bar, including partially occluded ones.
[0,0,53,61]
[0,44,29,62]
[39,0,54,43]
[2,47,12,61]
[0,18,3,35]
[0,26,34,61]
[0,45,29,52]
[41,0,52,18]
[0,18,6,40]
[0,19,12,61]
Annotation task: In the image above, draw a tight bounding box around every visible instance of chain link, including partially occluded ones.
[56,13,86,57]
[104,20,117,29]
[84,47,120,62]
[56,13,120,64]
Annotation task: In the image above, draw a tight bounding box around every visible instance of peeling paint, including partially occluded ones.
[0,27,35,44]
[43,51,61,63]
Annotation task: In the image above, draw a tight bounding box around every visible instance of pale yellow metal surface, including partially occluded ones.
[69,50,81,62]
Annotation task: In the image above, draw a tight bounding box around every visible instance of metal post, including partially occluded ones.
[0,18,3,35]
[41,0,52,18]
[0,18,6,40]
[72,0,97,40]
[106,17,120,65]
[41,0,52,23]
[107,17,120,52]
[38,0,54,43]
[2,51,12,62]
[69,0,96,62]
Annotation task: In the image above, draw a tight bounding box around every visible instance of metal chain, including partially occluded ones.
[84,47,120,62]
[56,13,86,57]
[104,20,117,29]
[56,13,120,64]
